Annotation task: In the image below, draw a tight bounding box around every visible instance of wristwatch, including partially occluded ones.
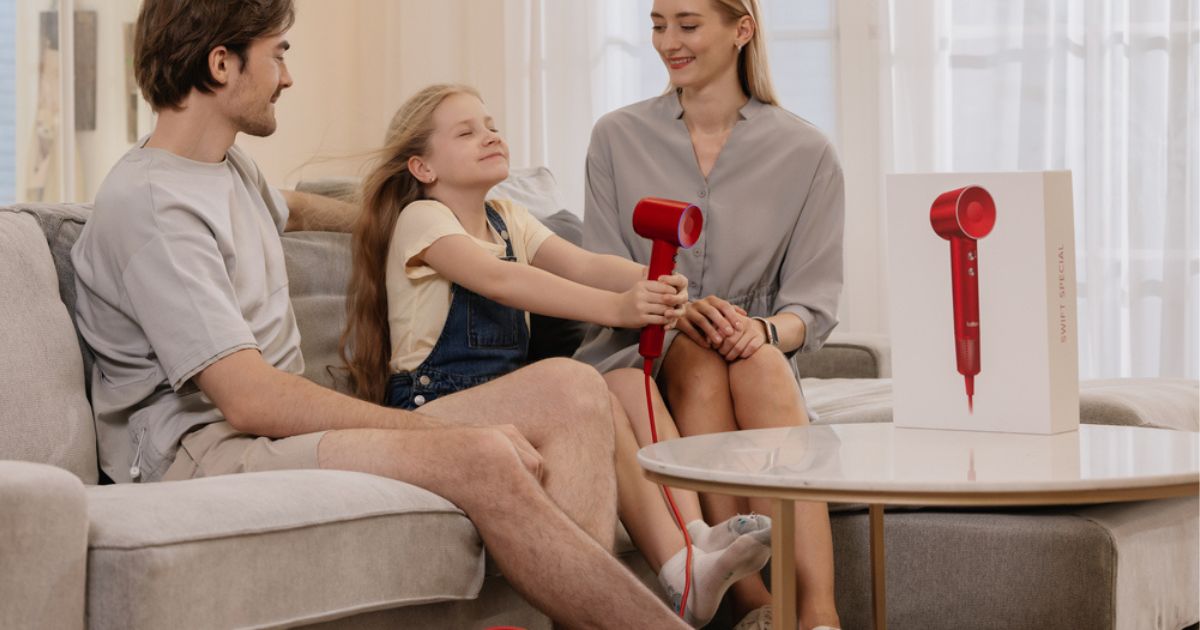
[752,317,780,347]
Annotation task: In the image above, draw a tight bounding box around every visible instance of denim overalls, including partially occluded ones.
[385,204,529,410]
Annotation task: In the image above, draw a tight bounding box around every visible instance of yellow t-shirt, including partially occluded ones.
[385,198,554,373]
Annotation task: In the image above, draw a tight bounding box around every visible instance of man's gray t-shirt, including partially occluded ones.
[72,142,304,483]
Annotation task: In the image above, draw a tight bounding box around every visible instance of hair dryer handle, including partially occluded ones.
[639,241,681,358]
[950,237,981,376]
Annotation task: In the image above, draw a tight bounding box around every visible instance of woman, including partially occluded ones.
[574,1,844,628]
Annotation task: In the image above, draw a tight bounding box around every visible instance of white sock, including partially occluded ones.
[658,535,772,627]
[686,514,772,552]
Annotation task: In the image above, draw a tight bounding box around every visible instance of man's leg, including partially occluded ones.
[416,357,618,550]
[318,426,688,629]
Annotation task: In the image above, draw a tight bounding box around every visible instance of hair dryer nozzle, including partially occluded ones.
[931,186,996,241]
[633,198,703,248]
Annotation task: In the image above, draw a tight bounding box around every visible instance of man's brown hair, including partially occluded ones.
[134,0,295,111]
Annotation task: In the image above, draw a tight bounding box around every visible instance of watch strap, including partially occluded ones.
[752,317,780,347]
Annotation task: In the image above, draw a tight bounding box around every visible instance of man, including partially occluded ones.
[70,1,688,627]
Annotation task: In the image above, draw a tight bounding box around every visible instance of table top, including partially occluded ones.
[638,424,1200,505]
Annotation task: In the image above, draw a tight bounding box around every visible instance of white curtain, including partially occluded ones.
[499,0,663,218]
[884,0,1199,379]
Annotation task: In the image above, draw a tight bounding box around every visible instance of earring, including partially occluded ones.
[737,43,744,52]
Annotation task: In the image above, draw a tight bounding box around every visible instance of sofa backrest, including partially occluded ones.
[0,207,98,483]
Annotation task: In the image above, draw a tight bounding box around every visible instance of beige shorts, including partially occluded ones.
[161,421,328,482]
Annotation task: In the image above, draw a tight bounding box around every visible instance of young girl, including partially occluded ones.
[341,83,773,626]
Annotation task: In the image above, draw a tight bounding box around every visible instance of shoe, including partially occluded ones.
[733,605,772,630]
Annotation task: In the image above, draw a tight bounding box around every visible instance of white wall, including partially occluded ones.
[239,0,513,187]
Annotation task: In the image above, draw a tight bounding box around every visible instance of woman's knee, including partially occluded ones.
[729,345,794,392]
[728,346,809,425]
[662,336,730,404]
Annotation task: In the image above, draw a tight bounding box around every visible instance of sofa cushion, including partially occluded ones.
[281,231,354,393]
[85,469,485,629]
[830,497,1199,629]
[5,204,95,386]
[489,166,565,220]
[803,377,1200,430]
[0,461,88,630]
[0,210,98,483]
[796,333,892,379]
[1069,497,1199,629]
[1077,378,1200,431]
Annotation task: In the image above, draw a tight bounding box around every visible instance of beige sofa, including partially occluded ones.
[2,195,1197,629]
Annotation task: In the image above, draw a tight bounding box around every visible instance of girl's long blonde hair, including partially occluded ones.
[340,83,480,403]
[670,0,778,105]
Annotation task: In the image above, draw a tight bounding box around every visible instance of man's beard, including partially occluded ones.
[234,107,277,137]
[230,86,282,137]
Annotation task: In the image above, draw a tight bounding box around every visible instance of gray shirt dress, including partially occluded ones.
[573,92,845,378]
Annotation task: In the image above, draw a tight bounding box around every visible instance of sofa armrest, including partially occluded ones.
[0,461,87,630]
[795,332,892,379]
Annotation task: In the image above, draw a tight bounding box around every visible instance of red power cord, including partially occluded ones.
[644,358,693,620]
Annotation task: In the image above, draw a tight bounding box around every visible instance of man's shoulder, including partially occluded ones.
[225,144,265,182]
[94,149,156,210]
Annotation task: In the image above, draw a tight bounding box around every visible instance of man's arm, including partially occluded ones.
[280,189,358,233]
[195,348,450,437]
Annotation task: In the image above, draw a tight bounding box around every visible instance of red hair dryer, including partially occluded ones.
[930,186,996,412]
[633,197,703,358]
[632,197,703,620]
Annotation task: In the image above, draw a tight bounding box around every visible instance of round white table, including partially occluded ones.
[638,423,1199,630]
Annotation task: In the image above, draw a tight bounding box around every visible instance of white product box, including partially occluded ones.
[886,171,1079,434]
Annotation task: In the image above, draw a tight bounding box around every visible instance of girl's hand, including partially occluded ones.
[615,279,686,328]
[655,272,689,330]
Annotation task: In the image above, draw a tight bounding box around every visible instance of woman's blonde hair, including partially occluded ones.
[670,0,778,105]
[340,83,480,403]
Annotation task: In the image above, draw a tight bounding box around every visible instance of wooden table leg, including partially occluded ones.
[870,503,887,630]
[771,498,797,630]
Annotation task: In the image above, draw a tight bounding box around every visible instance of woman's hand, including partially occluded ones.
[676,295,745,347]
[714,313,767,361]
[675,295,766,361]
[615,276,688,329]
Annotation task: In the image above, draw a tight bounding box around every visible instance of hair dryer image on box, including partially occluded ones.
[930,186,996,412]
[633,197,703,359]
